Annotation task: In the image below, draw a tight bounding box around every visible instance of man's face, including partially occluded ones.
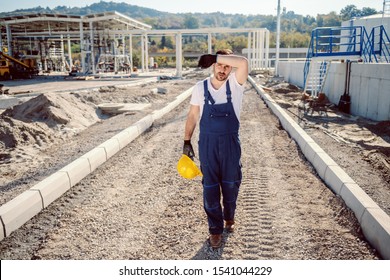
[213,63,232,81]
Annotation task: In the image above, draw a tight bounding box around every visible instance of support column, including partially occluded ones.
[6,24,12,56]
[247,31,252,72]
[259,30,265,69]
[60,35,65,72]
[141,33,145,72]
[257,30,261,69]
[67,35,73,70]
[265,30,270,69]
[176,32,182,77]
[252,31,256,70]
[128,34,133,70]
[208,33,212,53]
[0,28,3,52]
[79,21,85,74]
[89,21,95,74]
[144,34,149,72]
[275,0,281,75]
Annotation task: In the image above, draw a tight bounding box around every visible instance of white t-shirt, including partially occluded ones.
[190,72,245,120]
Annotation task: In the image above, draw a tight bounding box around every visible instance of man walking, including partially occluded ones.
[183,49,248,248]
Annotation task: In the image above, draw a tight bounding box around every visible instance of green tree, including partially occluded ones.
[184,15,199,29]
[361,7,377,17]
[159,35,174,49]
[340,5,360,20]
[318,12,341,27]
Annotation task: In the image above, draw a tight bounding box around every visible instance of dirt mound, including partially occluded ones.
[0,116,52,150]
[2,93,99,128]
[0,92,100,164]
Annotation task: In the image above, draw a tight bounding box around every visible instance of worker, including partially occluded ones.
[183,49,248,249]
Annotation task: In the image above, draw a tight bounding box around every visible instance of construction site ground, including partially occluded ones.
[0,69,388,260]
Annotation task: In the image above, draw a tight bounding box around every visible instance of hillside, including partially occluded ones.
[0,1,379,48]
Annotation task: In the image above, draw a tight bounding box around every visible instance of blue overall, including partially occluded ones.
[199,79,242,235]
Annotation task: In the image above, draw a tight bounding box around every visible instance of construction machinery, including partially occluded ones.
[0,51,38,80]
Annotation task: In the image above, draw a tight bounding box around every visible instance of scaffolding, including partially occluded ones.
[0,12,270,77]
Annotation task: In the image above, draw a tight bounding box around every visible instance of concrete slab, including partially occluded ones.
[116,103,151,113]
[361,207,390,260]
[123,125,140,142]
[340,182,381,223]
[0,190,43,239]
[312,151,338,178]
[113,130,133,149]
[135,115,153,134]
[324,164,356,195]
[0,219,4,241]
[30,171,71,208]
[303,141,325,163]
[98,138,121,159]
[81,147,107,172]
[59,157,91,187]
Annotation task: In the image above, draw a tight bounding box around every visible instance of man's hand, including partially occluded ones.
[198,54,217,68]
[183,140,195,160]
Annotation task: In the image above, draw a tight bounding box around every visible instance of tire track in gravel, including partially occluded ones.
[221,88,278,260]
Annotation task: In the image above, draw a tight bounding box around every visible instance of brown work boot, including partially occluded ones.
[225,220,235,233]
[209,234,222,249]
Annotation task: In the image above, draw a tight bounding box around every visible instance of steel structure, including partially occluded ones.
[0,12,269,77]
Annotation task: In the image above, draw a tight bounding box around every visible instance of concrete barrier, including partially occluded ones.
[30,172,71,208]
[59,158,92,187]
[0,190,43,237]
[80,147,107,172]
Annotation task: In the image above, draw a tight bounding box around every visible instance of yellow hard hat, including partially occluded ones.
[177,154,202,179]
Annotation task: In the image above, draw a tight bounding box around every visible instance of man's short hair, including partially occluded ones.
[216,49,233,55]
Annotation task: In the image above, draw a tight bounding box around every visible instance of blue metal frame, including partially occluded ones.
[304,25,389,88]
[370,25,390,63]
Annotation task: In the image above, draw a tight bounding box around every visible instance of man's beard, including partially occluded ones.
[215,72,228,81]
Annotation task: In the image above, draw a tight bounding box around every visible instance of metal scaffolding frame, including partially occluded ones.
[1,12,269,76]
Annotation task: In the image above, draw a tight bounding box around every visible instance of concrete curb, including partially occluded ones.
[248,76,390,259]
[0,85,193,242]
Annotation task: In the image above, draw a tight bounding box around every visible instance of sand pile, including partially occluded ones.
[0,92,99,153]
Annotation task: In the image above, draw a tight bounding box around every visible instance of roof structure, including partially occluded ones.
[0,11,151,38]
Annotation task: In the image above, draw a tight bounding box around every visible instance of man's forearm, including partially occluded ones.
[217,54,248,69]
[184,120,196,141]
[217,54,248,84]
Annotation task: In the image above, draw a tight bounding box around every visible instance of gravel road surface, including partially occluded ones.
[0,72,381,259]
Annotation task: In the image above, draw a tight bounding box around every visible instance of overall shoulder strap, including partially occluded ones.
[203,79,215,105]
[226,80,232,103]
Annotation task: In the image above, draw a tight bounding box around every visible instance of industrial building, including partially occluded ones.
[0,11,270,79]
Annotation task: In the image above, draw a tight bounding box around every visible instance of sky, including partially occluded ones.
[0,0,385,16]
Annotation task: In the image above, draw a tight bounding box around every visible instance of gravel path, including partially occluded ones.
[0,76,380,260]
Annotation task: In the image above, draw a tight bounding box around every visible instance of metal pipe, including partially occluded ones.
[275,0,281,75]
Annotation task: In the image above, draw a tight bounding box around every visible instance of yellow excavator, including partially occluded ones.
[0,51,38,80]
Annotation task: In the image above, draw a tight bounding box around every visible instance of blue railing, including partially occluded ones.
[361,27,375,62]
[303,25,390,88]
[369,25,390,63]
[304,26,365,86]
